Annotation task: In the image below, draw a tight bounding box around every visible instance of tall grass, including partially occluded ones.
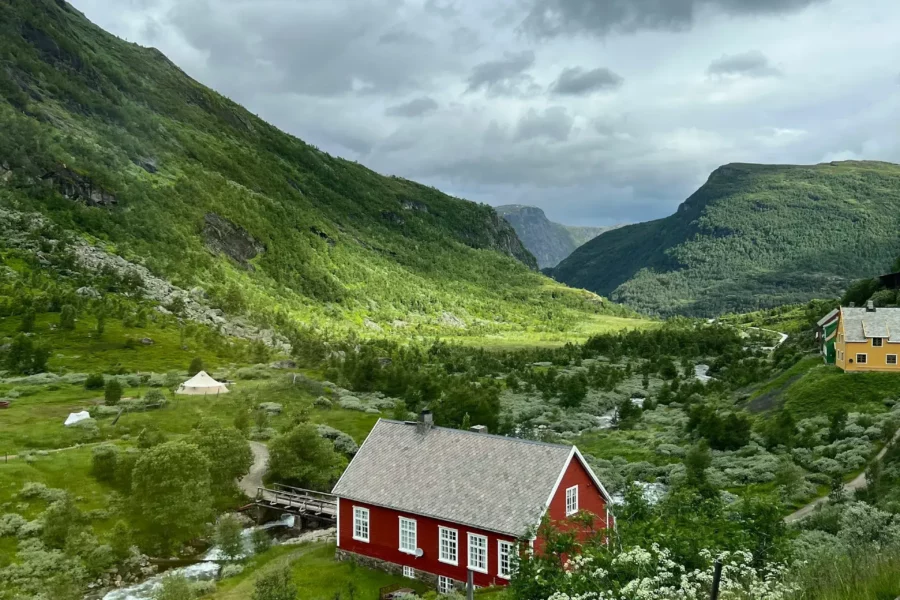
[791,550,900,600]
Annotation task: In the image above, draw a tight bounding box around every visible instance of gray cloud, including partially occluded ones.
[515,107,574,142]
[707,50,781,77]
[551,67,624,95]
[522,0,828,38]
[386,97,440,117]
[72,0,900,227]
[466,50,537,95]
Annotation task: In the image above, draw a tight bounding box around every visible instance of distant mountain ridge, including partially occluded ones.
[496,204,624,269]
[552,161,900,317]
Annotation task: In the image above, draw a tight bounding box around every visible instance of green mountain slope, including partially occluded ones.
[0,0,638,336]
[497,204,622,269]
[552,161,900,317]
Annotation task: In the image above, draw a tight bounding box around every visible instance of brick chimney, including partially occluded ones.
[867,300,876,312]
[417,410,433,434]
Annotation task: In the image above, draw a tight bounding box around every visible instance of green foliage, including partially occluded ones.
[215,514,245,562]
[267,424,344,491]
[153,574,195,600]
[687,404,752,450]
[59,304,76,330]
[104,378,122,405]
[251,529,271,555]
[84,373,104,390]
[130,441,213,552]
[90,444,118,483]
[188,419,253,496]
[143,388,166,404]
[555,161,900,317]
[253,565,297,600]
[188,357,205,377]
[19,308,35,332]
[4,333,50,374]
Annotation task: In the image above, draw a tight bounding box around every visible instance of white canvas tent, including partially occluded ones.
[176,371,229,396]
[64,411,91,426]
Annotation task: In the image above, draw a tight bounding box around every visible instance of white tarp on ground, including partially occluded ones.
[64,411,91,426]
[175,370,229,396]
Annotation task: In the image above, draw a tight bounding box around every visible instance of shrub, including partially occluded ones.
[147,373,169,387]
[188,357,204,376]
[313,396,332,409]
[20,482,66,503]
[215,514,245,562]
[91,444,119,483]
[338,396,365,411]
[143,388,167,405]
[251,529,271,554]
[59,304,76,330]
[104,379,123,406]
[252,566,296,600]
[84,373,105,390]
[0,513,27,537]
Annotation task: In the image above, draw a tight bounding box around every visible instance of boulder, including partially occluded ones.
[270,360,297,369]
[140,338,154,345]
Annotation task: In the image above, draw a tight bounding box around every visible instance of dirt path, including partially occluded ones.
[785,430,899,523]
[239,441,269,498]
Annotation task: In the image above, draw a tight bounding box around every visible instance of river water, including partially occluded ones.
[101,515,295,600]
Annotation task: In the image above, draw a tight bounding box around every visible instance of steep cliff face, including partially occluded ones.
[496,205,621,269]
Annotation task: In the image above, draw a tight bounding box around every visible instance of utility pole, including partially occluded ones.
[466,569,474,600]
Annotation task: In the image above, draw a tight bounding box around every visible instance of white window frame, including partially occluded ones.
[437,575,455,594]
[467,533,488,573]
[873,337,884,347]
[353,506,369,542]
[857,353,867,364]
[402,565,415,579]
[565,485,579,516]
[439,526,458,565]
[888,354,898,365]
[498,540,515,579]
[398,517,417,554]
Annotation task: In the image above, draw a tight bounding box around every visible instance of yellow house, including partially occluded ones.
[835,302,900,372]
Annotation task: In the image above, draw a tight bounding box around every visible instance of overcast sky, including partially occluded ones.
[72,0,900,226]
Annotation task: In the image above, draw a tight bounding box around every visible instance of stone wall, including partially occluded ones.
[335,548,466,592]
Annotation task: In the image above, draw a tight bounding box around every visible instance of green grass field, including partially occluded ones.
[211,543,430,600]
[452,314,657,350]
[782,365,900,419]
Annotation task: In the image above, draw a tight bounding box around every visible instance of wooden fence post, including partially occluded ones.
[466,569,474,600]
[710,559,723,600]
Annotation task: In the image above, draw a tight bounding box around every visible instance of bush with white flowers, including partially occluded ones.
[538,545,797,600]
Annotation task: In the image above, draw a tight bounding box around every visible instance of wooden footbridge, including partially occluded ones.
[243,484,338,526]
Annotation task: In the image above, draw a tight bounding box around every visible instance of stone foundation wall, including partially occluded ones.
[335,549,456,590]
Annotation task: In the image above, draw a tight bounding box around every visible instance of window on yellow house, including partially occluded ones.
[857,354,867,364]
[873,338,884,347]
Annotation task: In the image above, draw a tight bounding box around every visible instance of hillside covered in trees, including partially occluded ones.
[0,0,638,339]
[552,161,900,317]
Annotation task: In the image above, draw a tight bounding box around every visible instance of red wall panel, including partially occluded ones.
[337,498,517,588]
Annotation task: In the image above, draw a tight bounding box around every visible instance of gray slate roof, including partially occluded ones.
[331,420,573,537]
[817,308,839,327]
[841,307,900,342]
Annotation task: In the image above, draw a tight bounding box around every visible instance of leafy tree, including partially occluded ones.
[188,356,204,376]
[234,408,251,435]
[828,408,848,442]
[684,441,712,490]
[137,423,168,448]
[267,424,344,491]
[559,374,587,409]
[109,520,135,563]
[760,410,797,449]
[189,419,253,496]
[253,566,297,600]
[215,514,245,562]
[91,444,119,483]
[4,333,49,374]
[84,373,105,390]
[615,398,641,429]
[59,304,77,330]
[95,312,106,337]
[19,308,35,332]
[251,529,272,554]
[131,441,213,552]
[42,495,83,549]
[143,388,166,404]
[104,379,123,406]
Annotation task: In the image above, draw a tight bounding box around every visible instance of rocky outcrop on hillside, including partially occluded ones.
[0,208,290,351]
[203,213,265,269]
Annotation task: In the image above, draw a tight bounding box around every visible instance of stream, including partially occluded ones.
[101,515,295,600]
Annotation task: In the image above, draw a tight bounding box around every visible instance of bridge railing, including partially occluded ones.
[256,484,337,515]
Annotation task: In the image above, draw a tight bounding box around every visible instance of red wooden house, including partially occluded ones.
[331,412,613,593]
